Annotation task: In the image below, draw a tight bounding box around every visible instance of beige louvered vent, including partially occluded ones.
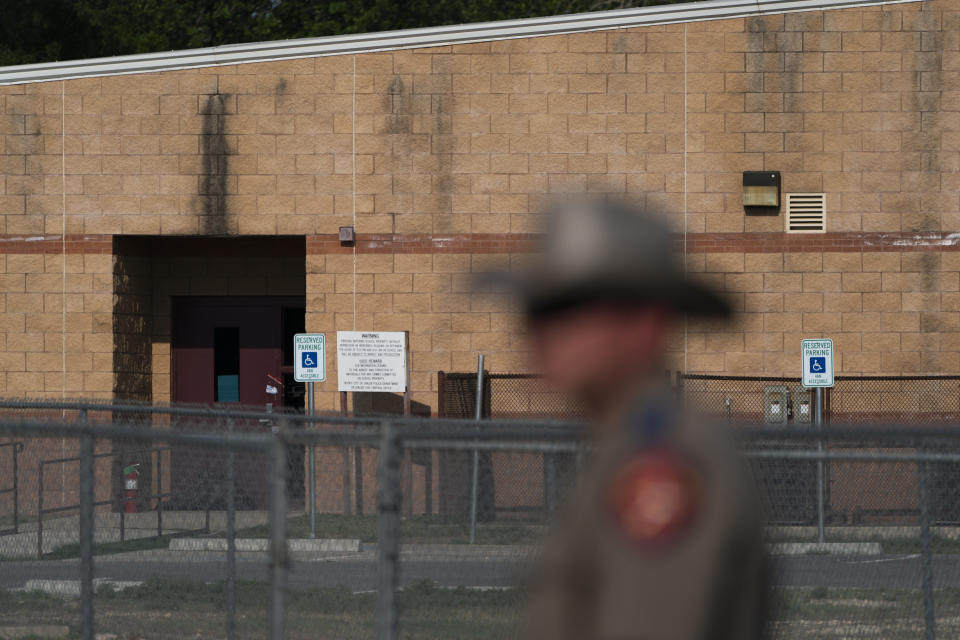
[785,193,826,233]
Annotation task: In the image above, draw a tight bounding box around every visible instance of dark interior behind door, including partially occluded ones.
[170,296,305,510]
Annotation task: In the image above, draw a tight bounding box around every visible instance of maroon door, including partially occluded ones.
[172,296,300,408]
[170,296,304,509]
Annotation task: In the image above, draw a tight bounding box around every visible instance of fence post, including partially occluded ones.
[341,391,354,516]
[917,453,936,640]
[268,431,289,640]
[13,443,21,534]
[437,371,446,418]
[37,462,43,559]
[226,419,237,640]
[156,449,163,538]
[79,419,95,640]
[355,444,364,516]
[469,355,484,545]
[815,387,825,544]
[308,381,316,540]
[376,421,401,640]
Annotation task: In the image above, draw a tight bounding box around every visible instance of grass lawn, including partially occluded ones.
[42,535,175,560]
[0,513,34,532]
[5,582,960,639]
[773,587,960,639]
[0,579,524,639]
[4,581,960,638]
[238,513,545,545]
[22,514,544,561]
[880,536,960,555]
[30,517,960,561]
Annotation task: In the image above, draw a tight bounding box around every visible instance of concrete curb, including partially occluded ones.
[0,625,70,639]
[393,543,537,559]
[766,525,960,541]
[169,537,361,552]
[767,542,882,555]
[21,579,143,598]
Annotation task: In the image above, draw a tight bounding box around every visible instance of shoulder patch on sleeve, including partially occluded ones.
[606,449,702,549]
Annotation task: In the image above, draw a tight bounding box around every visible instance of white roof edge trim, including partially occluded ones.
[0,0,920,85]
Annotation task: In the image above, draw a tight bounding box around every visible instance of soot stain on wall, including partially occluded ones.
[910,11,944,371]
[432,93,453,198]
[201,93,232,236]
[744,17,768,95]
[386,76,411,135]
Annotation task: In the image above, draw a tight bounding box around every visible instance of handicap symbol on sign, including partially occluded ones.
[301,351,317,369]
[809,357,825,373]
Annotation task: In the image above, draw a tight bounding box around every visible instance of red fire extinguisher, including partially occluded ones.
[123,463,140,514]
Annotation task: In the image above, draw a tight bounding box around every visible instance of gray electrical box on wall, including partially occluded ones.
[792,387,813,424]
[763,385,790,424]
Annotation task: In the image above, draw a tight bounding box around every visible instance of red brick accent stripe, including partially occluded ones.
[306,233,541,254]
[0,235,112,254]
[0,232,957,255]
[308,231,960,254]
[682,232,960,253]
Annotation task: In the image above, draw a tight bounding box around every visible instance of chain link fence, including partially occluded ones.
[679,374,960,426]
[438,373,585,522]
[741,427,960,640]
[0,401,582,640]
[439,372,960,426]
[2,400,960,638]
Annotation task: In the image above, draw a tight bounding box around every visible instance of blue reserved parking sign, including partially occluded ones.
[809,357,825,374]
[801,339,833,388]
[294,334,325,382]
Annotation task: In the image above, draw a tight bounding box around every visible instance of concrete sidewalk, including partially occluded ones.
[4,517,948,560]
[0,510,273,558]
[169,537,360,552]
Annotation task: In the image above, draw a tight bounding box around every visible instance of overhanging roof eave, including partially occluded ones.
[0,0,921,85]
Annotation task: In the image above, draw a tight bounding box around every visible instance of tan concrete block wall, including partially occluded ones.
[1,0,960,409]
[0,248,113,399]
[309,251,528,412]
[681,249,960,375]
[0,1,954,237]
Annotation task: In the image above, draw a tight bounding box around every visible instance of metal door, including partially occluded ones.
[170,296,304,509]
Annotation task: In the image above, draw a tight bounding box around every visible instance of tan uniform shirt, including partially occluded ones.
[522,400,767,640]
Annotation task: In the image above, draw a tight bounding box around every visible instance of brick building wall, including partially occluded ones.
[0,0,958,413]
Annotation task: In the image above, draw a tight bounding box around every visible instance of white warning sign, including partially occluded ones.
[336,331,407,392]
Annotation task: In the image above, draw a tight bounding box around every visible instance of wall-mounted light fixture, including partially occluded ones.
[339,226,355,246]
[742,171,781,215]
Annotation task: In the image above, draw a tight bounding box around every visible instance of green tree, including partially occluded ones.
[0,0,689,66]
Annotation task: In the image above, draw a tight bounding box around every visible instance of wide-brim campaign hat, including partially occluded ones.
[479,197,730,318]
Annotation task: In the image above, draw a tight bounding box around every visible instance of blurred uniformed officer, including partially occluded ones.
[486,198,768,639]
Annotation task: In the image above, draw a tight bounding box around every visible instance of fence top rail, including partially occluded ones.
[282,426,586,446]
[40,445,170,467]
[0,398,339,422]
[0,440,23,451]
[679,374,802,382]
[42,500,113,517]
[0,398,584,431]
[679,373,960,382]
[833,375,960,381]
[741,449,960,463]
[0,418,586,447]
[0,420,276,449]
[737,425,960,441]
[441,372,541,380]
[6,417,960,449]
